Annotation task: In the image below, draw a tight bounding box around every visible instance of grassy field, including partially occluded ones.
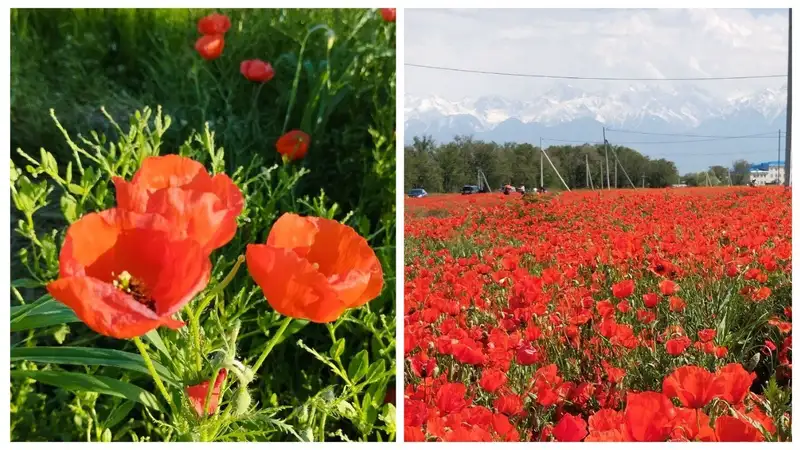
[10,8,396,442]
[404,188,791,442]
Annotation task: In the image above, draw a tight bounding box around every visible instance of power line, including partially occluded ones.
[405,63,787,81]
[604,129,781,139]
[543,136,776,146]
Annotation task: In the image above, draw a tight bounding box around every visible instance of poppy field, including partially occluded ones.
[10,9,396,442]
[404,188,792,442]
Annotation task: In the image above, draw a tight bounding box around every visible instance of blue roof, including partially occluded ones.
[750,161,784,171]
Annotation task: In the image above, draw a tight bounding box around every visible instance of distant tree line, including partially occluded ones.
[681,160,753,186]
[405,135,682,193]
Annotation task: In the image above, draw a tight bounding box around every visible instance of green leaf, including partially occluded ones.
[12,370,163,412]
[104,400,136,429]
[347,349,369,383]
[364,359,386,383]
[11,278,43,289]
[144,329,170,360]
[11,346,178,386]
[330,339,345,360]
[60,194,79,223]
[10,298,79,332]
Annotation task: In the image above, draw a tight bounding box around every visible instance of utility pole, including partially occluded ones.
[600,163,604,189]
[541,147,571,191]
[614,159,618,188]
[641,173,646,188]
[539,137,544,188]
[727,168,732,186]
[585,154,589,189]
[786,8,792,186]
[603,127,610,189]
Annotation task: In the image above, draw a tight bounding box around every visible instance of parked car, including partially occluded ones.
[408,188,428,198]
[461,185,480,195]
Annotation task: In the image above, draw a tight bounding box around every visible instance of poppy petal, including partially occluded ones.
[246,244,346,323]
[46,276,183,339]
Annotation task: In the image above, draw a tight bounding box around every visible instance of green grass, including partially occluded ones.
[10,8,396,442]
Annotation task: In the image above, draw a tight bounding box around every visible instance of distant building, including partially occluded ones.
[749,161,784,185]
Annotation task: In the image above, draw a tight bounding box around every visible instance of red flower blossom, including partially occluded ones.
[658,279,680,295]
[379,8,396,22]
[714,415,764,442]
[195,34,225,60]
[711,363,755,405]
[186,369,228,417]
[276,130,310,161]
[479,368,507,393]
[624,391,676,442]
[662,365,717,409]
[46,209,211,339]
[642,293,659,308]
[665,336,692,356]
[240,59,275,83]
[246,213,383,323]
[197,13,231,35]
[553,413,588,442]
[612,279,635,299]
[113,155,244,253]
[697,328,716,342]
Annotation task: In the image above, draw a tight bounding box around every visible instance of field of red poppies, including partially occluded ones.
[10,9,395,442]
[404,188,792,442]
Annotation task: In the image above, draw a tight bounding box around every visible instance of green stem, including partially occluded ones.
[318,412,327,442]
[251,316,293,374]
[203,367,223,417]
[185,305,203,371]
[133,337,176,414]
[196,255,245,318]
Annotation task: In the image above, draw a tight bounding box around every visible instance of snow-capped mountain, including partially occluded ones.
[405,85,786,131]
[404,85,788,172]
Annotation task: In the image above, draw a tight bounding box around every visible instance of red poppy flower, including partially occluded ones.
[642,293,659,308]
[665,336,691,356]
[276,130,311,161]
[714,416,764,442]
[246,213,383,323]
[240,59,275,83]
[436,382,468,414]
[380,8,396,22]
[624,391,676,442]
[195,34,225,60]
[669,296,686,312]
[113,155,244,253]
[658,279,679,295]
[186,368,228,417]
[553,413,588,442]
[479,368,507,393]
[698,328,716,342]
[612,279,634,299]
[662,365,716,409]
[46,209,211,339]
[711,363,755,404]
[197,13,231,35]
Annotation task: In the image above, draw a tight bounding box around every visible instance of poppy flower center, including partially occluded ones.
[112,270,155,312]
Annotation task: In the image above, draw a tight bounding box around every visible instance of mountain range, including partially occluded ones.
[404,84,788,173]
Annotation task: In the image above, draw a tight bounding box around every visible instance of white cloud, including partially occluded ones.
[405,8,789,100]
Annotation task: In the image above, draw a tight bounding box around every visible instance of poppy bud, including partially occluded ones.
[197,13,231,35]
[275,130,310,161]
[195,34,225,60]
[379,8,396,22]
[233,387,252,416]
[240,59,275,83]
